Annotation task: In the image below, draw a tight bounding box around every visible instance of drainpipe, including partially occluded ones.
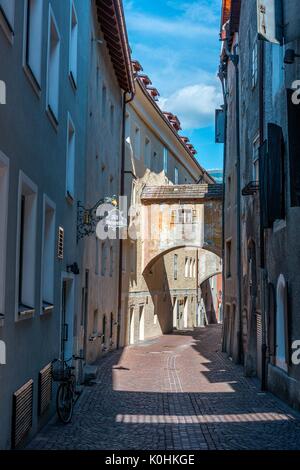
[223,32,243,364]
[218,61,228,351]
[117,89,135,349]
[259,40,267,391]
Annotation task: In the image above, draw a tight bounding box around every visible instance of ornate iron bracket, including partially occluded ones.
[77,196,118,242]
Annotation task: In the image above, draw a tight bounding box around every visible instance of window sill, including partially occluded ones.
[46,105,59,132]
[0,11,14,44]
[42,302,54,315]
[18,305,35,320]
[273,219,286,233]
[66,191,75,205]
[69,71,77,93]
[23,64,41,99]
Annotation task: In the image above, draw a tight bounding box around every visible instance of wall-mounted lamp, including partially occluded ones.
[67,262,80,275]
[284,49,300,65]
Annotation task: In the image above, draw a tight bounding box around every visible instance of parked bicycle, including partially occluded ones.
[51,355,84,424]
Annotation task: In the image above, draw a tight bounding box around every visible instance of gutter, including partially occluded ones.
[117,89,135,349]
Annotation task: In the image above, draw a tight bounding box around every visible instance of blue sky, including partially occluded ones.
[123,0,224,170]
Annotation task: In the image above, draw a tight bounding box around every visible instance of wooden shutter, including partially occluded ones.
[12,380,33,449]
[259,140,270,228]
[38,363,52,416]
[287,88,300,207]
[268,282,276,358]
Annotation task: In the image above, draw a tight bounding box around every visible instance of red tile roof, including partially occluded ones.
[95,0,135,93]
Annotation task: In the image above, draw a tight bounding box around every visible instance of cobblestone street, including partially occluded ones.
[29,326,300,450]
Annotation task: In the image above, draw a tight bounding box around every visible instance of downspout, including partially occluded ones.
[218,61,228,351]
[259,40,267,391]
[117,89,135,349]
[224,31,243,364]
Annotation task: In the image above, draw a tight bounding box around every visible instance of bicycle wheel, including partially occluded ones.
[56,382,74,424]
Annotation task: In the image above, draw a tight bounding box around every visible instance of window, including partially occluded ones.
[251,41,258,89]
[102,85,107,117]
[134,126,140,159]
[0,152,9,320]
[226,239,232,279]
[47,8,60,122]
[0,0,15,32]
[25,0,43,87]
[174,167,179,184]
[102,315,106,344]
[93,310,98,335]
[185,257,189,278]
[144,137,151,168]
[189,258,193,278]
[101,242,107,276]
[17,172,38,316]
[110,312,113,338]
[110,104,114,131]
[41,196,55,313]
[193,259,196,278]
[253,134,260,182]
[163,147,168,173]
[69,0,78,88]
[174,254,178,280]
[130,243,136,273]
[109,245,113,277]
[66,114,75,200]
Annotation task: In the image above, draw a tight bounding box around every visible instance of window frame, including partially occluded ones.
[15,171,38,320]
[68,0,78,90]
[0,151,9,324]
[23,0,43,92]
[66,112,76,202]
[0,0,15,38]
[40,195,56,315]
[46,6,61,126]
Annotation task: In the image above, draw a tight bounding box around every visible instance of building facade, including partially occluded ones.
[0,0,134,449]
[121,65,221,345]
[220,0,300,410]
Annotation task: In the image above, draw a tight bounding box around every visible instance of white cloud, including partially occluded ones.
[159,83,222,129]
[125,11,218,39]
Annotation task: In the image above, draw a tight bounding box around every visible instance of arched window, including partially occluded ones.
[276,275,288,371]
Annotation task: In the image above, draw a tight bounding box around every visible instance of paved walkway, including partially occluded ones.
[29,325,300,450]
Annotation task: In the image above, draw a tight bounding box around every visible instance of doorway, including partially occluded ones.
[61,274,75,360]
[139,305,145,341]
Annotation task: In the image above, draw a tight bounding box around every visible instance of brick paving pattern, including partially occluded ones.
[29,325,300,450]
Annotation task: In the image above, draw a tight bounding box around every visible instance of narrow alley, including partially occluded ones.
[29,326,300,451]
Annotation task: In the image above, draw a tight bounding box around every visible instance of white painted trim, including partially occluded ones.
[15,171,38,321]
[40,194,56,315]
[0,151,9,320]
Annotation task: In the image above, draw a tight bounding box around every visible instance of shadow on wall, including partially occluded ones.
[201,279,217,324]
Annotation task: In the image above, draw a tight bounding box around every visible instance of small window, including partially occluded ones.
[102,85,107,117]
[47,8,61,122]
[66,114,76,200]
[163,147,168,173]
[110,104,114,131]
[17,173,38,316]
[134,126,141,159]
[102,315,106,344]
[93,310,98,335]
[189,258,193,278]
[69,0,78,88]
[174,254,178,280]
[226,240,232,279]
[57,226,64,260]
[0,0,15,32]
[41,196,55,313]
[184,257,189,278]
[144,137,151,168]
[251,41,258,89]
[174,167,179,184]
[193,259,196,278]
[25,0,43,87]
[130,243,135,274]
